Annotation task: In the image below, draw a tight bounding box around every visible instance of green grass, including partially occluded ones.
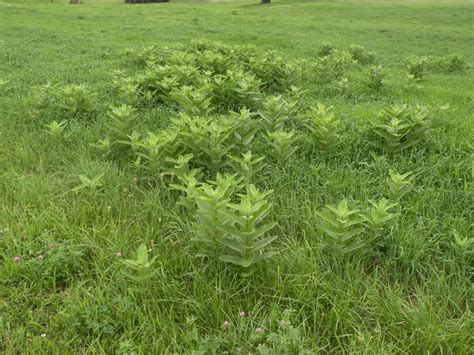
[0,0,473,353]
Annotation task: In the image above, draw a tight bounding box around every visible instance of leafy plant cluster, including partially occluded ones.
[121,40,301,113]
[96,94,377,185]
[314,42,383,93]
[33,82,96,118]
[172,172,277,275]
[98,92,305,176]
[3,3,473,352]
[314,43,468,94]
[33,42,436,279]
[114,172,277,276]
[317,198,396,259]
[368,104,430,154]
[314,48,354,87]
[93,44,435,275]
[316,168,415,262]
[98,100,428,275]
[406,54,468,80]
[349,44,377,65]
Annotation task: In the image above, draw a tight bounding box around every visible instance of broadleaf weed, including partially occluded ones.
[218,184,277,274]
[368,104,430,154]
[316,199,366,257]
[305,103,340,151]
[265,130,299,165]
[386,170,414,200]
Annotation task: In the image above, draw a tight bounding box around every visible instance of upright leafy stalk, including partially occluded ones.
[71,174,104,193]
[218,185,277,275]
[135,131,178,176]
[406,55,429,80]
[106,104,138,144]
[171,85,212,116]
[228,108,259,154]
[192,178,236,257]
[165,154,195,181]
[120,243,157,299]
[361,199,397,248]
[200,122,234,173]
[56,84,95,117]
[259,95,296,132]
[121,83,139,107]
[169,170,202,212]
[44,120,70,140]
[228,151,266,185]
[266,130,299,165]
[305,103,340,151]
[366,65,384,91]
[387,170,414,200]
[316,199,365,258]
[349,44,376,65]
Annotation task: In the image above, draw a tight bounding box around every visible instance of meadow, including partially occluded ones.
[0,0,473,353]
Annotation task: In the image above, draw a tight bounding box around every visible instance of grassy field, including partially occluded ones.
[0,0,473,353]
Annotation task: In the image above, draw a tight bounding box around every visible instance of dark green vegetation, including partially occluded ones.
[0,0,473,353]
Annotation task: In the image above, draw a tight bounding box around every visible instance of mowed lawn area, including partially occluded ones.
[0,0,473,353]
